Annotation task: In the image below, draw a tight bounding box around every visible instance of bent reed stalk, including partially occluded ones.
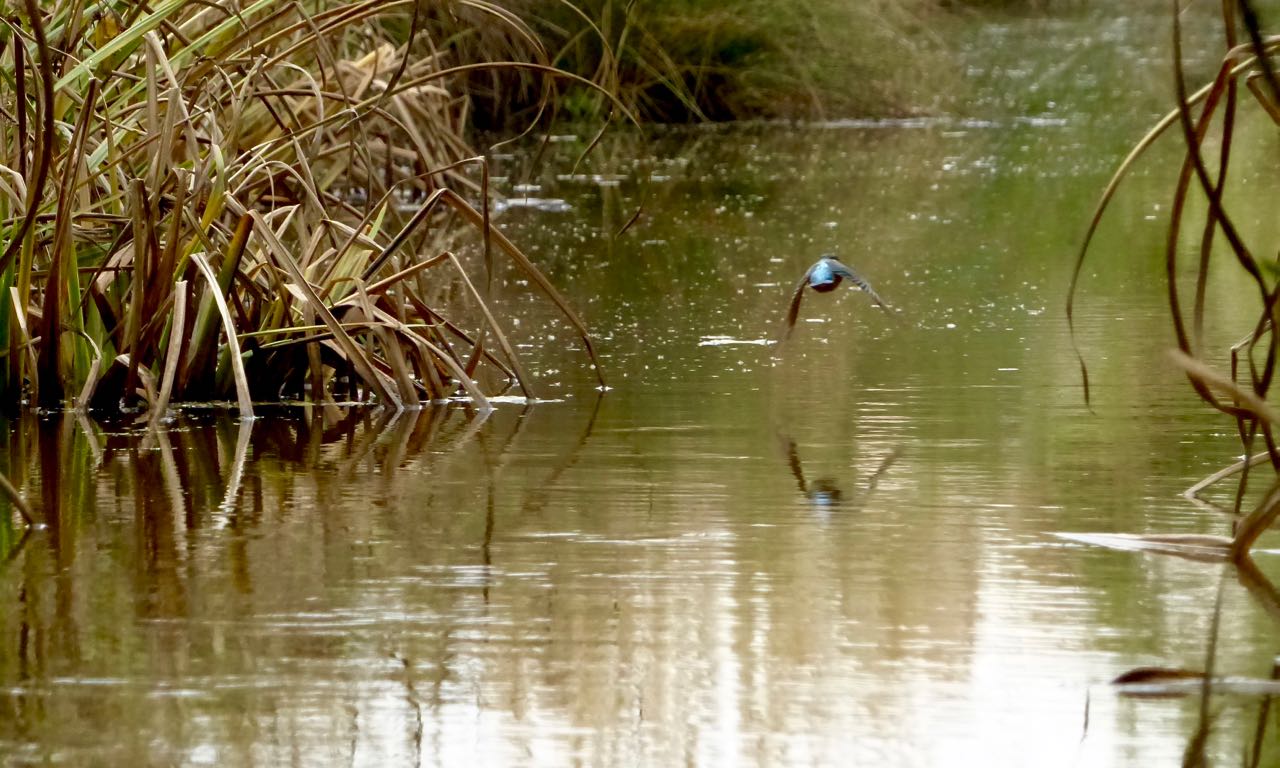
[1070,0,1280,557]
[0,0,607,416]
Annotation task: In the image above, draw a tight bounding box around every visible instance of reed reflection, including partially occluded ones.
[0,401,619,764]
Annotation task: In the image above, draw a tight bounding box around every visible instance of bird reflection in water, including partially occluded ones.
[782,434,901,511]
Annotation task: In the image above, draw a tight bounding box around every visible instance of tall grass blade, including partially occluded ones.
[445,252,534,398]
[183,214,253,394]
[54,0,189,92]
[191,254,254,419]
[10,287,38,406]
[440,189,606,387]
[151,281,188,428]
[72,330,104,411]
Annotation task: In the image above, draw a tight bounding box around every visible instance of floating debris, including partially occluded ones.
[698,336,775,347]
[1052,532,1237,562]
[493,197,573,214]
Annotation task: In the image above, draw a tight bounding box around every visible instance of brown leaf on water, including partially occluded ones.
[1113,667,1205,685]
[1112,672,1280,699]
[1111,667,1204,699]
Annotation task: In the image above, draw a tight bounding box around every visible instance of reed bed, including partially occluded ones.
[0,0,607,420]
[455,0,955,126]
[1070,0,1279,557]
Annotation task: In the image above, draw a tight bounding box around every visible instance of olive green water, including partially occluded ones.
[5,7,1280,767]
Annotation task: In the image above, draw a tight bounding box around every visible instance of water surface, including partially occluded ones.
[4,5,1280,766]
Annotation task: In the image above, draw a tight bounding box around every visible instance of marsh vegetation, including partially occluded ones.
[1072,0,1280,559]
[0,1,612,423]
[1064,1,1280,761]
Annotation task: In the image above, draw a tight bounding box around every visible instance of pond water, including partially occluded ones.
[4,6,1280,767]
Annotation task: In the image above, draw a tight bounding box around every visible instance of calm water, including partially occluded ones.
[5,6,1280,767]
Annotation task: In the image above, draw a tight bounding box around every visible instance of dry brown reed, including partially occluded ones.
[0,0,612,419]
[1069,0,1280,557]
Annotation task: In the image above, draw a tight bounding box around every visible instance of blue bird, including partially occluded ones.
[782,255,891,339]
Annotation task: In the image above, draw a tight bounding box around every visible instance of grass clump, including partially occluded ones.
[464,0,953,124]
[0,0,605,417]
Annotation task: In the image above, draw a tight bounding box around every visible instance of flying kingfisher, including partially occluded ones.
[781,256,892,339]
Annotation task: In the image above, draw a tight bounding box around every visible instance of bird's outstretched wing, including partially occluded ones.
[781,434,808,495]
[781,271,812,340]
[825,258,893,312]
